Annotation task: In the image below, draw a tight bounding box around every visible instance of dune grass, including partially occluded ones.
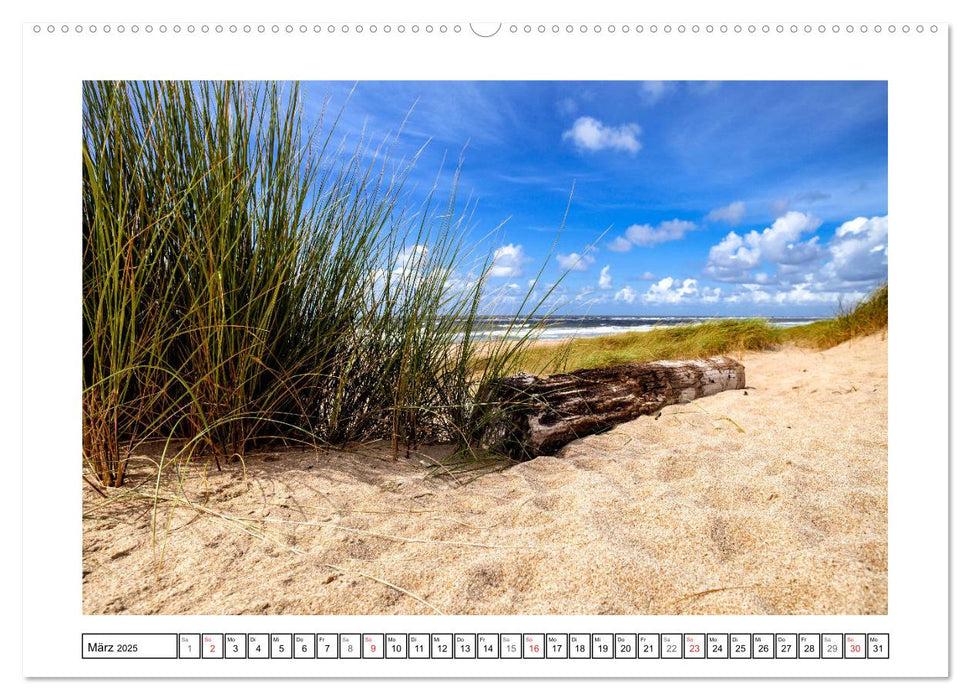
[780,283,888,349]
[82,80,559,488]
[512,283,888,375]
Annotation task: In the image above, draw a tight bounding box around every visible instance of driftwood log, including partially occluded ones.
[490,357,745,458]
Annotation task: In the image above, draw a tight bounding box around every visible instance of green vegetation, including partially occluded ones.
[781,283,888,349]
[513,283,888,375]
[82,80,557,488]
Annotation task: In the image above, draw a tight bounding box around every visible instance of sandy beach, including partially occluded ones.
[82,333,887,616]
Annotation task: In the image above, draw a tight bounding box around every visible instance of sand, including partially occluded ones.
[82,334,888,615]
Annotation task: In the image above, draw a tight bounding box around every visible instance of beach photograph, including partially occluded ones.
[82,80,888,615]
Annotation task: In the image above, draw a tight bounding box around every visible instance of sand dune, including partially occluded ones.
[82,334,887,615]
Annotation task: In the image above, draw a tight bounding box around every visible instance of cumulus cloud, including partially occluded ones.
[705,211,824,282]
[490,243,528,278]
[598,265,613,290]
[706,201,746,225]
[556,251,596,271]
[826,215,888,282]
[609,218,697,253]
[705,231,761,281]
[639,276,699,304]
[563,116,642,154]
[614,285,637,303]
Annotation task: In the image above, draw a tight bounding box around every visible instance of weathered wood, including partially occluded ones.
[490,357,745,458]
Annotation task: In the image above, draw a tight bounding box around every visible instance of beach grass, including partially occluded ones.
[780,283,888,349]
[511,283,888,375]
[82,80,559,487]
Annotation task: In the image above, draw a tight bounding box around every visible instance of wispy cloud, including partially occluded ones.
[640,81,676,106]
[557,251,596,271]
[705,201,746,225]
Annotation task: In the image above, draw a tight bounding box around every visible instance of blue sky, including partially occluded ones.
[302,80,888,316]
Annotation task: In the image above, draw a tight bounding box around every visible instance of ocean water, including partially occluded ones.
[465,315,822,342]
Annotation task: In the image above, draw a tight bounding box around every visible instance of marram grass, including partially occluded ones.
[82,80,560,487]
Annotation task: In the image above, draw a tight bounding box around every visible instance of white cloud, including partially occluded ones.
[490,243,528,278]
[556,251,596,272]
[826,215,888,282]
[706,201,746,225]
[705,211,824,282]
[625,219,697,247]
[614,285,637,303]
[641,81,675,105]
[598,265,613,290]
[639,277,700,304]
[610,218,697,253]
[704,232,760,281]
[606,236,633,253]
[563,116,642,154]
[754,211,823,264]
[638,271,657,281]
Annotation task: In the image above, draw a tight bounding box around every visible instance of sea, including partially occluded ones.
[465,315,823,343]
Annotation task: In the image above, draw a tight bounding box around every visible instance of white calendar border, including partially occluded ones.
[20,12,948,679]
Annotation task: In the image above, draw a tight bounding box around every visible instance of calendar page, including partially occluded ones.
[19,0,950,681]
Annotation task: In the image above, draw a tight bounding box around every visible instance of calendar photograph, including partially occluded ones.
[81,79,888,617]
